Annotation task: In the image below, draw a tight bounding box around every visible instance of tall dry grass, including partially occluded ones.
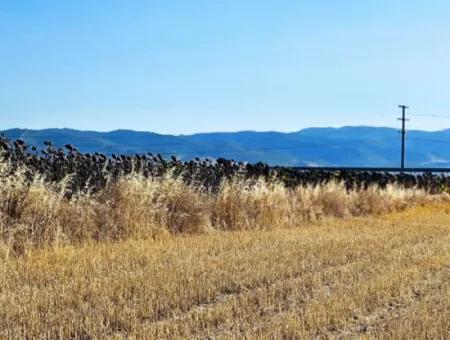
[0,167,444,256]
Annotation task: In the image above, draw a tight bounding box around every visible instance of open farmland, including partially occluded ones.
[4,1,450,338]
[0,138,449,339]
[1,204,449,338]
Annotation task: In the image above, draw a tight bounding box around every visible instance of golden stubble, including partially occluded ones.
[0,204,449,339]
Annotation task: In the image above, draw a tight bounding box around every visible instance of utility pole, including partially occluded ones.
[398,105,409,169]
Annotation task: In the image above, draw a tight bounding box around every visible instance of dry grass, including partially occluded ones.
[0,171,441,255]
[0,204,449,338]
[0,169,449,338]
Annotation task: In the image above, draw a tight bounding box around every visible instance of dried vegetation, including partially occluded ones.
[0,205,449,338]
[0,166,441,255]
[0,154,449,338]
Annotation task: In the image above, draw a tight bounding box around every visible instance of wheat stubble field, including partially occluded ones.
[1,202,449,339]
[1,141,450,339]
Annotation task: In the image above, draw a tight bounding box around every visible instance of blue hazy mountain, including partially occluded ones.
[3,126,450,167]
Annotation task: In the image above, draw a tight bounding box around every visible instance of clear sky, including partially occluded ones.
[1,1,450,134]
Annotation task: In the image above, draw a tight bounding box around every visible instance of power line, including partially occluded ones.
[409,113,450,119]
[407,137,450,145]
[0,130,398,156]
[1,130,397,148]
[160,138,398,156]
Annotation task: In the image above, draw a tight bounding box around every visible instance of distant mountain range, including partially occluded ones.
[2,126,450,167]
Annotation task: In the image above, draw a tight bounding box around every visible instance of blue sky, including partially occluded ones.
[1,1,450,134]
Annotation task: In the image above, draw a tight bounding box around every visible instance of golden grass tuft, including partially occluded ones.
[102,175,210,237]
[212,179,291,230]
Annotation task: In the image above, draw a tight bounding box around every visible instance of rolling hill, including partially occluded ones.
[2,126,450,167]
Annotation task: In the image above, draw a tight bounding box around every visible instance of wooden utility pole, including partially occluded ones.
[398,105,409,169]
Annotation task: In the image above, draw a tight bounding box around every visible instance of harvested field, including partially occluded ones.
[1,204,449,339]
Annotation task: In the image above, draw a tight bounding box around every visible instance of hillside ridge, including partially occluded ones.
[2,126,450,167]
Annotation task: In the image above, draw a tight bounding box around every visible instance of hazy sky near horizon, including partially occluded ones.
[1,1,450,134]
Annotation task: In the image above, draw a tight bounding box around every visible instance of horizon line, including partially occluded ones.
[2,124,449,136]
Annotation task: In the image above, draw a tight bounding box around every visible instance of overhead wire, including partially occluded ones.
[11,123,450,156]
[407,137,450,145]
[409,113,450,119]
[405,113,450,144]
[156,138,399,156]
[0,131,399,156]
